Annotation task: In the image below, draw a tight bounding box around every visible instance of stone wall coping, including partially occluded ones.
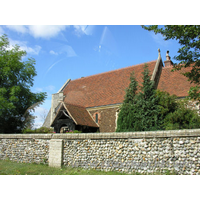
[52,129,200,139]
[0,134,53,139]
[1,129,200,140]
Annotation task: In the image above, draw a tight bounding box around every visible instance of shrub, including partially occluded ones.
[23,127,54,133]
[64,130,82,134]
[164,100,200,130]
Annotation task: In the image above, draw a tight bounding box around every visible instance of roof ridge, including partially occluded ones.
[70,60,157,82]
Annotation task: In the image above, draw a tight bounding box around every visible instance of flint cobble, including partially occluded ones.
[0,138,49,164]
[63,137,200,175]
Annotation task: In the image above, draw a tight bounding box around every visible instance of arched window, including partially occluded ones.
[115,108,120,130]
[93,112,100,124]
[95,113,98,123]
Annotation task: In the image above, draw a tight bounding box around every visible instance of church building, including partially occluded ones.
[43,50,196,133]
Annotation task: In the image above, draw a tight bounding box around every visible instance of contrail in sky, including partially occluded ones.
[45,58,67,74]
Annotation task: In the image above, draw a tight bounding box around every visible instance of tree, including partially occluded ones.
[116,71,138,132]
[156,90,178,128]
[117,65,161,132]
[134,65,161,131]
[142,25,200,100]
[0,34,47,133]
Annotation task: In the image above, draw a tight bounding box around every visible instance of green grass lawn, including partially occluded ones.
[0,159,129,175]
[0,159,176,175]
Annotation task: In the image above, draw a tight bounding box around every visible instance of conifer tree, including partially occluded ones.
[116,71,138,132]
[116,64,161,132]
[135,64,161,131]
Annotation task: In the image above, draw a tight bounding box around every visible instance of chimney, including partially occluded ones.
[164,50,173,67]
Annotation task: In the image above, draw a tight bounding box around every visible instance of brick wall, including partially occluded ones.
[89,107,119,132]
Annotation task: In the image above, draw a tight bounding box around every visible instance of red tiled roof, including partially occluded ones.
[157,66,196,97]
[63,61,196,109]
[64,103,99,127]
[63,61,157,108]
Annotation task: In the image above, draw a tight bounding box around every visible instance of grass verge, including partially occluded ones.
[0,159,177,175]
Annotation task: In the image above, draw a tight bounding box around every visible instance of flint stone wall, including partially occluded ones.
[0,134,51,164]
[0,130,200,174]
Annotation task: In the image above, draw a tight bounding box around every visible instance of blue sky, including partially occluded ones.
[0,25,191,127]
[0,25,184,127]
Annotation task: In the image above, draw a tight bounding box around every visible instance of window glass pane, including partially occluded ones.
[95,114,98,123]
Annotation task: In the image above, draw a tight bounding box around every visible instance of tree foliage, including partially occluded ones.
[164,99,200,130]
[0,34,47,133]
[116,64,200,132]
[117,65,161,132]
[116,71,138,132]
[133,65,161,131]
[142,25,200,100]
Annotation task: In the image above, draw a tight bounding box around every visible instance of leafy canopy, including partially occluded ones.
[0,34,47,133]
[142,25,200,100]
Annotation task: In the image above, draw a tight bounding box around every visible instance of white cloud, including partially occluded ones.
[50,50,58,55]
[49,45,77,57]
[9,39,41,55]
[28,25,67,38]
[6,25,28,33]
[34,107,49,118]
[6,25,68,39]
[32,107,49,129]
[31,98,53,129]
[73,25,95,36]
[24,45,41,55]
